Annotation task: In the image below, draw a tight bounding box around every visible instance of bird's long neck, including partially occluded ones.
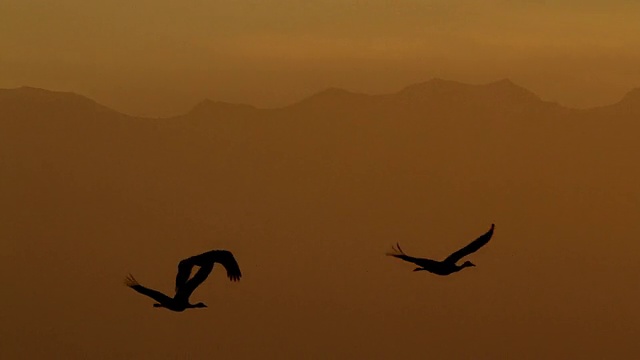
[185,302,206,309]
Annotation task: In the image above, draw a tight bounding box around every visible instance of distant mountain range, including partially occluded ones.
[2,78,639,258]
[2,78,639,121]
[2,78,639,198]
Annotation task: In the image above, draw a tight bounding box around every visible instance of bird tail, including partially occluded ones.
[124,273,140,288]
[386,242,406,257]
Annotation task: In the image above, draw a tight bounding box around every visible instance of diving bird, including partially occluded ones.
[387,224,494,275]
[125,250,242,312]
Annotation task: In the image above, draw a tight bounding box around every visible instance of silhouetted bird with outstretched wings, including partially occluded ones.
[387,224,494,275]
[125,250,242,312]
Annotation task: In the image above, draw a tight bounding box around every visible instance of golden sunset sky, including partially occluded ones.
[3,2,640,359]
[2,0,640,116]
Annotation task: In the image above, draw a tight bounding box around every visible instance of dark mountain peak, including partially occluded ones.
[603,87,640,114]
[1,86,93,103]
[483,78,541,101]
[0,86,121,117]
[487,78,518,87]
[619,87,640,104]
[400,78,538,98]
[301,87,360,101]
[395,78,548,111]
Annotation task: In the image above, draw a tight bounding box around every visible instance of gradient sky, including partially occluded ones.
[3,3,640,359]
[2,0,640,116]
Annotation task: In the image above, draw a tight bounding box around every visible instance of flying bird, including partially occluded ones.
[387,224,494,275]
[125,250,242,312]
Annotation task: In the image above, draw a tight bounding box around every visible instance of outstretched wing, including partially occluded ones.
[175,250,242,292]
[125,274,172,304]
[444,224,494,264]
[212,250,242,282]
[386,243,439,268]
[176,250,242,291]
[175,259,195,292]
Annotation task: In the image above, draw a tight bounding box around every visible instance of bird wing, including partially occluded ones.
[386,243,439,268]
[444,224,495,264]
[175,259,195,292]
[212,250,242,282]
[174,263,214,302]
[175,250,242,291]
[125,274,173,304]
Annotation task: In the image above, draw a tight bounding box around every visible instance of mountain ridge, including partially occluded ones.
[2,79,640,119]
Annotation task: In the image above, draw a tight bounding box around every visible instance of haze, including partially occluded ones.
[2,1,640,359]
[2,0,640,116]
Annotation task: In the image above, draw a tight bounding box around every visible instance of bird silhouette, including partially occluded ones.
[387,224,494,275]
[125,250,242,311]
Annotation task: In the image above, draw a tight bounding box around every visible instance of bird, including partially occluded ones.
[125,250,242,311]
[386,224,494,276]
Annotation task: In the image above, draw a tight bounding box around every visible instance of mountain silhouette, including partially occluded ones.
[2,79,640,360]
[2,79,639,216]
[2,79,639,121]
[399,78,539,101]
[0,86,123,119]
[612,87,640,113]
[2,79,638,185]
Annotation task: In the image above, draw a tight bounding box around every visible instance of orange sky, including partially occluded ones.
[3,3,640,357]
[2,0,640,116]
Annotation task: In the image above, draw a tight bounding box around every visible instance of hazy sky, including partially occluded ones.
[3,3,640,358]
[2,0,640,115]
